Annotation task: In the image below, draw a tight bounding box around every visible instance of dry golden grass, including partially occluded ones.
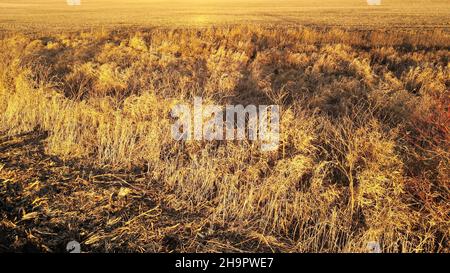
[0,25,449,252]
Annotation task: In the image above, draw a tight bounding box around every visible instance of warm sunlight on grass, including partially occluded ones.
[0,0,448,253]
[1,26,448,252]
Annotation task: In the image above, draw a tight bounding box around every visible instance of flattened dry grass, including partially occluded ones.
[0,26,449,252]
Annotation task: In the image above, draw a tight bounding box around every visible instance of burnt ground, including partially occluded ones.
[0,131,263,253]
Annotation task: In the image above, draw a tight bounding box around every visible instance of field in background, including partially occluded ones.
[0,1,449,253]
[0,0,450,31]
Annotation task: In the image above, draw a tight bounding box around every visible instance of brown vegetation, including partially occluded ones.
[0,26,449,252]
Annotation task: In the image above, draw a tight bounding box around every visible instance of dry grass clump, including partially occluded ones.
[0,26,449,252]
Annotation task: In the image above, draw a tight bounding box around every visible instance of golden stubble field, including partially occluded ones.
[0,0,449,31]
[0,0,449,253]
